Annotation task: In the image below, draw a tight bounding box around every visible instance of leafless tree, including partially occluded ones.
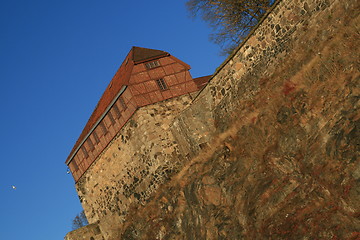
[72,210,89,230]
[187,0,274,55]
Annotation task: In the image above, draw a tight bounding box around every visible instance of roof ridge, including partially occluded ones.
[131,46,169,63]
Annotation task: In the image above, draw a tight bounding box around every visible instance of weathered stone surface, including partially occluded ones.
[75,94,193,224]
[64,223,103,240]
[119,0,360,238]
[66,0,360,239]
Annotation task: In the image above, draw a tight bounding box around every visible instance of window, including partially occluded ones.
[70,159,79,171]
[93,131,100,144]
[119,97,127,110]
[81,146,89,158]
[99,121,108,135]
[145,60,160,69]
[113,104,121,119]
[156,79,168,91]
[108,112,116,125]
[87,138,94,150]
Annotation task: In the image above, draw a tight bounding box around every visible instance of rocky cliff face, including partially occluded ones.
[65,0,359,239]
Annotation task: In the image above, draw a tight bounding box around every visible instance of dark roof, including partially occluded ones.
[132,46,169,63]
[193,75,212,90]
[66,47,170,164]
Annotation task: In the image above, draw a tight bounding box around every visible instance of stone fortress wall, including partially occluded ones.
[76,93,195,224]
[65,0,359,238]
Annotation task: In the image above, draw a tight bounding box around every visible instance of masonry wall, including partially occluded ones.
[69,88,137,182]
[66,0,359,238]
[120,0,360,238]
[64,223,103,240]
[75,94,195,224]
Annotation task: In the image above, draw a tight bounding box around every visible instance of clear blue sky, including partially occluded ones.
[0,0,224,239]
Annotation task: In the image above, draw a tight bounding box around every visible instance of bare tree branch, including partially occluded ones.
[72,210,89,230]
[187,0,274,55]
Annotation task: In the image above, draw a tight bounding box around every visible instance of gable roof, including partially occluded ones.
[66,47,170,164]
[132,46,169,63]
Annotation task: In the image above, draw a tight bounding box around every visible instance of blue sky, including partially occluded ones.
[0,0,224,239]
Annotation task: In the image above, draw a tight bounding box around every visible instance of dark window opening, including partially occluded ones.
[87,138,94,150]
[156,79,168,91]
[93,131,100,144]
[145,60,160,69]
[81,146,89,158]
[108,112,116,125]
[70,160,79,171]
[113,104,121,119]
[99,121,108,135]
[119,97,127,110]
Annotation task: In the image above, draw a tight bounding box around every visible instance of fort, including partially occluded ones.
[65,0,359,239]
[65,45,210,224]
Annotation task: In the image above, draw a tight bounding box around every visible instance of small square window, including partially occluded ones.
[70,160,79,171]
[113,104,121,119]
[145,60,160,69]
[87,138,94,150]
[93,131,100,144]
[81,146,89,158]
[119,97,127,110]
[99,121,108,135]
[108,111,116,125]
[156,79,168,91]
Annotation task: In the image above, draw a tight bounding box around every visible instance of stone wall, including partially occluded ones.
[120,0,360,238]
[65,0,359,238]
[64,223,103,240]
[75,94,195,224]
